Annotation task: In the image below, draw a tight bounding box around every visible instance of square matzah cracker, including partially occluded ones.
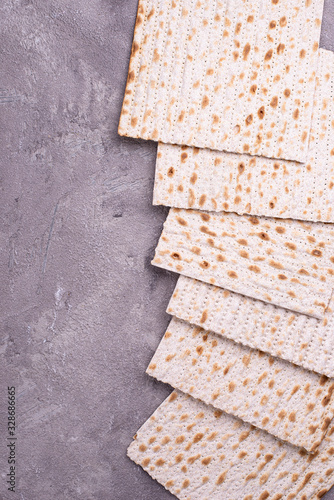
[118,0,324,162]
[153,49,334,223]
[168,276,334,378]
[147,317,334,452]
[128,390,334,500]
[152,209,334,319]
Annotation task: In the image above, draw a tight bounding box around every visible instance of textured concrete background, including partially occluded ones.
[0,1,333,499]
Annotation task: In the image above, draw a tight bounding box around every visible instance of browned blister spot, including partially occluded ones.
[298,268,309,276]
[201,456,212,466]
[250,84,257,94]
[249,216,259,225]
[176,217,187,226]
[155,458,165,466]
[181,152,188,163]
[285,242,296,250]
[190,172,197,184]
[243,43,251,60]
[242,354,251,366]
[235,22,242,35]
[258,232,270,241]
[153,48,160,62]
[269,20,276,29]
[270,96,278,108]
[246,472,257,481]
[258,107,265,119]
[312,249,322,257]
[265,49,273,61]
[196,345,204,355]
[277,43,285,55]
[182,479,190,489]
[199,194,206,207]
[200,310,208,323]
[216,254,226,262]
[201,213,210,222]
[178,111,185,122]
[200,226,216,237]
[245,114,253,126]
[168,392,177,403]
[293,109,300,120]
[278,409,286,419]
[239,250,249,259]
[284,88,291,98]
[227,270,238,278]
[249,265,261,273]
[202,96,209,108]
[193,432,204,443]
[216,471,227,485]
[128,70,135,83]
[228,381,236,392]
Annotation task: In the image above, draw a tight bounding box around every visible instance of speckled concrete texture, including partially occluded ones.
[0,1,333,499]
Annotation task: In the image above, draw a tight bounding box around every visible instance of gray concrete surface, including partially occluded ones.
[0,1,333,499]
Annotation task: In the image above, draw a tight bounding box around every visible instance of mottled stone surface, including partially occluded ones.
[0,1,333,499]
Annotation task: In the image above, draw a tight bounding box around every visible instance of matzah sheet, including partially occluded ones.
[118,0,324,162]
[152,209,334,319]
[153,49,334,223]
[128,390,334,500]
[168,276,334,378]
[147,318,334,452]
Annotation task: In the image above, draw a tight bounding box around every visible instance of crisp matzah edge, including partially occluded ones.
[127,390,334,500]
[118,0,325,162]
[152,208,334,320]
[146,317,334,452]
[118,0,146,137]
[166,276,334,378]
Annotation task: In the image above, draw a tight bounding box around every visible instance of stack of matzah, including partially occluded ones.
[118,1,334,498]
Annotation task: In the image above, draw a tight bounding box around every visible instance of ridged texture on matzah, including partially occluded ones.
[118,0,324,162]
[147,317,334,452]
[152,209,334,319]
[128,390,334,500]
[168,276,334,378]
[153,49,334,224]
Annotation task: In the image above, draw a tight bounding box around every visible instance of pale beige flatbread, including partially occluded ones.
[152,209,334,319]
[153,49,334,224]
[119,0,324,162]
[168,275,334,378]
[147,317,334,452]
[128,390,334,500]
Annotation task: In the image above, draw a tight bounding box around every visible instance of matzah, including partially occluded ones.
[153,49,334,223]
[152,209,334,319]
[128,390,334,500]
[147,317,334,452]
[118,0,324,162]
[168,276,334,378]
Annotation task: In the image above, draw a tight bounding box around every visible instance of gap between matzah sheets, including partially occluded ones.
[168,276,334,378]
[128,390,334,500]
[152,209,334,319]
[153,49,334,223]
[118,0,324,162]
[147,317,334,452]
